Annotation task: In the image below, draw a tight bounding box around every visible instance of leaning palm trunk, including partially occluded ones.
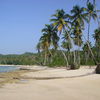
[77,48,80,66]
[87,16,97,64]
[85,52,88,64]
[48,50,53,64]
[83,35,98,65]
[43,50,47,65]
[77,36,81,66]
[87,41,97,65]
[59,46,69,67]
[88,17,91,42]
[64,29,77,67]
[73,50,76,65]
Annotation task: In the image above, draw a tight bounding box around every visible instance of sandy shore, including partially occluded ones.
[0,66,100,100]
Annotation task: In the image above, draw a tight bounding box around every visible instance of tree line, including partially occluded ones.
[37,0,100,69]
[0,0,100,69]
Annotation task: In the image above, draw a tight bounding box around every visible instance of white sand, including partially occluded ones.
[0,66,100,100]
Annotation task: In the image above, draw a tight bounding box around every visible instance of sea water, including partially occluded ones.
[0,66,19,73]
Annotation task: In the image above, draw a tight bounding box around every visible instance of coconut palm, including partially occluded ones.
[70,5,88,28]
[42,24,59,50]
[70,5,88,67]
[50,9,70,34]
[93,28,100,46]
[93,28,100,61]
[85,0,100,71]
[39,24,59,65]
[42,24,60,64]
[50,9,71,67]
[39,33,50,65]
[86,2,97,41]
[93,28,100,48]
[82,42,91,64]
[72,26,83,65]
[62,33,72,52]
[86,0,95,4]
[84,0,100,27]
[61,32,72,65]
[72,21,83,47]
[51,31,59,50]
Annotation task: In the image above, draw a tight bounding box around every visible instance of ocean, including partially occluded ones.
[0,66,19,73]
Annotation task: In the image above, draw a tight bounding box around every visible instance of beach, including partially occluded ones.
[0,66,100,100]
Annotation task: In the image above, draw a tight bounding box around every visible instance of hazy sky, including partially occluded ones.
[0,0,100,54]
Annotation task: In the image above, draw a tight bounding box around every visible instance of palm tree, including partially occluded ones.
[50,9,70,67]
[86,0,95,4]
[93,28,100,46]
[42,24,59,50]
[82,42,91,64]
[39,33,51,65]
[72,19,84,65]
[86,2,97,41]
[61,32,72,64]
[93,28,100,61]
[39,24,59,65]
[62,33,72,52]
[42,24,60,64]
[73,28,83,65]
[83,0,100,28]
[72,20,83,47]
[70,5,88,67]
[50,9,70,34]
[85,0,100,71]
[70,5,88,28]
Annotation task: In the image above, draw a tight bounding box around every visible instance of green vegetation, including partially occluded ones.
[0,0,100,69]
[37,0,100,69]
[0,48,99,67]
[0,53,36,65]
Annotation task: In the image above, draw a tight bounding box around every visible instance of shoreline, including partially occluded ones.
[0,69,30,87]
[0,66,100,100]
[0,64,97,68]
[0,65,96,87]
[0,65,48,87]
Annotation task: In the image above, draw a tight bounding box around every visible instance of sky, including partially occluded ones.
[0,0,100,54]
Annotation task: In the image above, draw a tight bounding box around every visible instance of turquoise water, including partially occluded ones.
[0,66,19,73]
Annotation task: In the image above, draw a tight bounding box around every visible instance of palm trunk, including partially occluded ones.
[83,35,98,65]
[59,46,69,67]
[78,36,81,65]
[87,41,97,65]
[43,51,47,65]
[68,50,71,64]
[85,52,88,64]
[64,29,76,65]
[73,51,76,64]
[78,49,80,65]
[88,17,91,42]
[48,50,52,64]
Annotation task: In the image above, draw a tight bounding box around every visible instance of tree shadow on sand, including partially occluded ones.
[15,71,95,80]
